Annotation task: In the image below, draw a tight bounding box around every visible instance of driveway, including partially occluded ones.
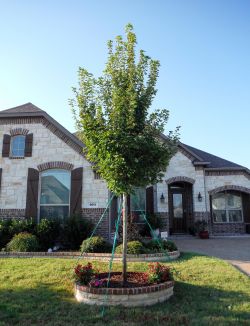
[174,237,250,276]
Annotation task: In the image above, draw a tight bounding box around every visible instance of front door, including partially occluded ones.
[171,191,186,233]
[169,182,193,234]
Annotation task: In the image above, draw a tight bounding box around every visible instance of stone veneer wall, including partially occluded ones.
[0,121,109,210]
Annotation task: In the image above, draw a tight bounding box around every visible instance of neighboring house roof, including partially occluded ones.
[0,103,248,174]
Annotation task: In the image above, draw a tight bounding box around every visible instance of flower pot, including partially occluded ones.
[199,231,209,239]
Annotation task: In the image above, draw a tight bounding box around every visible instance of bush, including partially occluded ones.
[0,218,36,249]
[140,214,163,237]
[9,218,36,235]
[115,240,145,254]
[60,215,93,250]
[0,219,12,249]
[35,218,61,250]
[145,239,177,253]
[148,263,172,283]
[7,232,39,252]
[74,262,95,285]
[80,236,112,253]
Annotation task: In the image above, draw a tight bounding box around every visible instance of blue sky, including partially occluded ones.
[0,0,249,167]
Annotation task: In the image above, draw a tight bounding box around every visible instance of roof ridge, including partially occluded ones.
[0,102,44,113]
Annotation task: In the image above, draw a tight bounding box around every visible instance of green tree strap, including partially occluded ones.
[131,193,171,260]
[102,200,123,316]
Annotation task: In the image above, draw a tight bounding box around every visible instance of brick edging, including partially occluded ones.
[75,278,174,295]
[0,250,180,261]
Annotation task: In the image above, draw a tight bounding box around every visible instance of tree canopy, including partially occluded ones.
[70,24,180,195]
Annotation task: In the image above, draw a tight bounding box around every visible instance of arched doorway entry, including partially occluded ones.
[168,181,193,234]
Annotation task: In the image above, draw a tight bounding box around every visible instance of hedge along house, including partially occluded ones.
[0,103,250,239]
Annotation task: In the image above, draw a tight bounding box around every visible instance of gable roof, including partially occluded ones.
[0,103,85,155]
[181,143,245,169]
[0,103,248,174]
[0,102,44,114]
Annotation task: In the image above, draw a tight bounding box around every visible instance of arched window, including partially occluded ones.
[212,191,243,223]
[10,135,25,157]
[40,169,70,220]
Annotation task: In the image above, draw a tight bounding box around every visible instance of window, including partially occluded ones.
[173,193,183,218]
[40,169,70,220]
[130,187,146,222]
[11,135,25,157]
[212,191,243,223]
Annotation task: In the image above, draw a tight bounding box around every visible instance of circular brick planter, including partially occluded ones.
[75,277,174,307]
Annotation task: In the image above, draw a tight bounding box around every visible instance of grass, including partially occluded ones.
[0,253,249,326]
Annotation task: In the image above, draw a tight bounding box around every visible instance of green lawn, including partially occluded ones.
[0,253,249,326]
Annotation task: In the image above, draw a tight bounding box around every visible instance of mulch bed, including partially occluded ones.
[95,272,153,288]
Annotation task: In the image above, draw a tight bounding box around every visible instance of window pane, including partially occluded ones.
[227,194,242,209]
[40,206,69,220]
[131,188,146,212]
[131,188,146,222]
[173,193,183,218]
[212,193,226,210]
[213,210,227,222]
[228,210,242,222]
[11,135,25,157]
[40,169,70,205]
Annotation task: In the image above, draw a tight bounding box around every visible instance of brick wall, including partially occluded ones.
[0,209,26,219]
[82,208,109,239]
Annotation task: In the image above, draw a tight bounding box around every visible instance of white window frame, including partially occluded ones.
[38,169,71,222]
[212,191,244,224]
[10,135,25,158]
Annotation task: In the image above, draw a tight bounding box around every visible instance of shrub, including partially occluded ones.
[80,236,112,253]
[115,240,145,254]
[60,215,93,250]
[7,232,39,252]
[145,239,177,252]
[35,218,61,250]
[0,218,36,249]
[74,262,95,285]
[9,218,36,235]
[148,262,172,283]
[0,219,12,249]
[140,214,163,237]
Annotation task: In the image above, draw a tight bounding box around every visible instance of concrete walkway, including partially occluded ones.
[173,237,250,276]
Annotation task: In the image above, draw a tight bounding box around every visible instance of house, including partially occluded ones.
[0,103,249,239]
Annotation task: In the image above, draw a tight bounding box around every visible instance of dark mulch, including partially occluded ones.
[96,272,151,288]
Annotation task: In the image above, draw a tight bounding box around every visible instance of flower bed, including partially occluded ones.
[74,262,174,307]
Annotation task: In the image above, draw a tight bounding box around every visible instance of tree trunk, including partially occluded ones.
[122,193,128,285]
